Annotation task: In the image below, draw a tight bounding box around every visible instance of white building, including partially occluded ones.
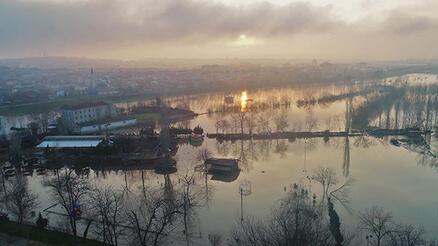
[61,101,116,127]
[61,101,137,134]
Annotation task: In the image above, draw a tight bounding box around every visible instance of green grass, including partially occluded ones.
[0,219,104,246]
[131,112,162,121]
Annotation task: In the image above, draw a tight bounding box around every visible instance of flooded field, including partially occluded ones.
[2,74,438,245]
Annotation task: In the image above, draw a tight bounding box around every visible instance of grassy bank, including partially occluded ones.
[131,112,162,121]
[0,219,104,246]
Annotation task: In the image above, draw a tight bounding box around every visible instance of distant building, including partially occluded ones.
[88,78,116,96]
[55,89,66,97]
[61,101,137,134]
[61,101,116,128]
[87,68,117,96]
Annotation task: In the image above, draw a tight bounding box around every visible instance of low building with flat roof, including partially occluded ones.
[36,135,107,148]
[78,117,137,134]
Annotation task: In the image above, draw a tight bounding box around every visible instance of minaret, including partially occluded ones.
[89,67,96,89]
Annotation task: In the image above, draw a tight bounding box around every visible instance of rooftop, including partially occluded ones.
[36,135,107,148]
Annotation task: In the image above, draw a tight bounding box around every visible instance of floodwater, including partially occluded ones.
[4,73,438,244]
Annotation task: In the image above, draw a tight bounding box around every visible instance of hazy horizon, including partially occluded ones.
[2,0,438,61]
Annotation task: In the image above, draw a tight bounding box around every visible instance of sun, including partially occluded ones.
[229,34,262,47]
[241,91,248,112]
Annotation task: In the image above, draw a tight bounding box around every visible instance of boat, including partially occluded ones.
[190,126,205,146]
[205,158,239,174]
[154,158,177,174]
[211,168,240,182]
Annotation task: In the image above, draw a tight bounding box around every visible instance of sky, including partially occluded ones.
[1,0,438,61]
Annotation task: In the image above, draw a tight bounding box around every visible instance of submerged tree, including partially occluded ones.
[388,224,425,246]
[126,187,183,246]
[230,184,334,246]
[312,167,338,201]
[274,110,289,132]
[359,206,393,246]
[43,170,91,238]
[359,206,429,246]
[196,148,212,163]
[2,176,38,224]
[178,166,209,245]
[90,186,126,246]
[208,233,223,246]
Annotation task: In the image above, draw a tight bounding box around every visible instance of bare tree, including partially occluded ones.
[245,112,257,135]
[90,186,126,246]
[28,122,40,135]
[234,112,247,135]
[196,148,212,163]
[305,112,318,132]
[178,168,208,245]
[43,170,91,238]
[208,233,223,246]
[126,187,183,246]
[359,206,394,246]
[389,224,426,246]
[312,167,338,201]
[257,113,271,134]
[231,184,334,246]
[274,110,289,132]
[2,176,38,224]
[214,116,231,134]
[329,177,355,211]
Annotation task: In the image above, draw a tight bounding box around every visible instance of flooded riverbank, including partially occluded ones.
[1,73,438,245]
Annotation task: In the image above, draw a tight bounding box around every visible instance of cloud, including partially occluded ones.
[381,12,437,35]
[0,0,336,45]
[0,0,438,60]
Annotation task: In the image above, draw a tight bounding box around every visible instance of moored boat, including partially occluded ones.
[205,158,239,174]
